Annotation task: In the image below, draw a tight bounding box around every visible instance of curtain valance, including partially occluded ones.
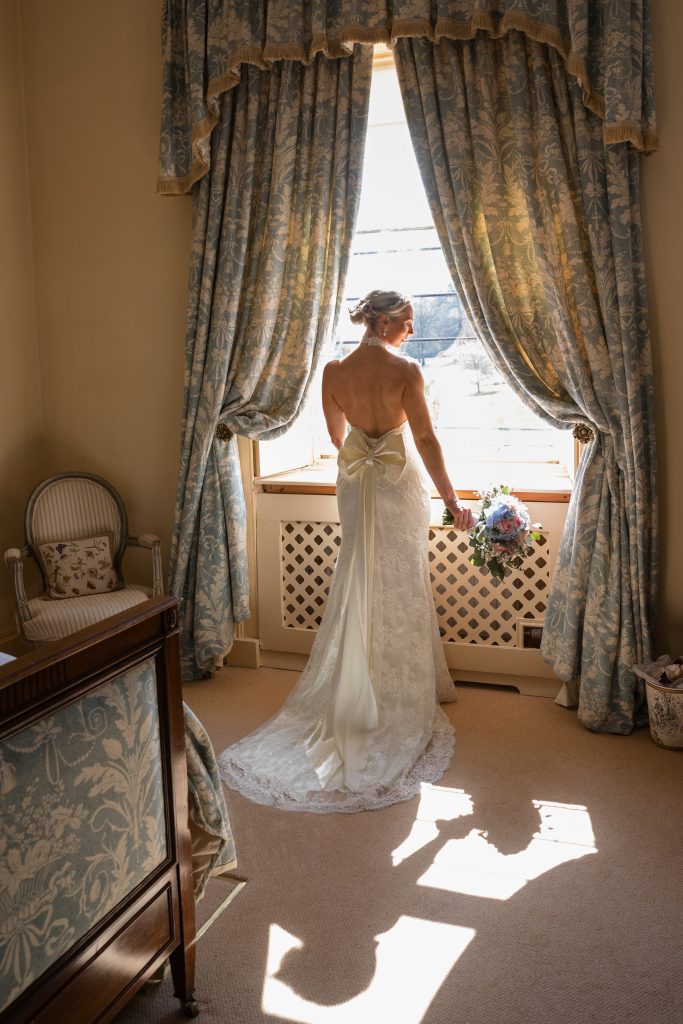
[158,0,657,195]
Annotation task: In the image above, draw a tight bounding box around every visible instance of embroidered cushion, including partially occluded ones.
[38,535,120,599]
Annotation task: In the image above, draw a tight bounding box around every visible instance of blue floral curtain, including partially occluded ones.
[166,50,372,679]
[394,30,657,733]
[159,1,656,195]
[159,1,657,697]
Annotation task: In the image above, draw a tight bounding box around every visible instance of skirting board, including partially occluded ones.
[260,649,308,672]
[260,648,560,698]
[224,637,261,670]
[450,669,561,698]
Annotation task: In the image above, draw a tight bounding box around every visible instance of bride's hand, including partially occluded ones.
[445,499,476,531]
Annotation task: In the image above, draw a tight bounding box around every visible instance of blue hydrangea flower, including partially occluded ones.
[485,501,529,541]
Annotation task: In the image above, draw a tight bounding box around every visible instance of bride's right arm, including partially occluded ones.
[402,363,475,530]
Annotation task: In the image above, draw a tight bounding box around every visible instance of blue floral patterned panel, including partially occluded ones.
[184,703,236,897]
[0,658,167,1012]
[159,0,657,194]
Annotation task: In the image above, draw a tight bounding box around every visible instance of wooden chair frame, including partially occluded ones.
[4,472,163,644]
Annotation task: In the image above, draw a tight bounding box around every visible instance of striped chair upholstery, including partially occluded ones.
[30,476,125,560]
[4,473,162,646]
[24,585,151,643]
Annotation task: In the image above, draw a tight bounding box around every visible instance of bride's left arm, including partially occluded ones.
[322,363,347,450]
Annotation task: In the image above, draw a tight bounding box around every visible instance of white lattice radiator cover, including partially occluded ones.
[256,493,566,693]
[280,520,550,647]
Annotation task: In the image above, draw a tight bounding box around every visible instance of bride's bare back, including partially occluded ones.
[323,345,411,439]
[323,292,475,531]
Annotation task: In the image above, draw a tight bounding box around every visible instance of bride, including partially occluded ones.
[219,290,475,813]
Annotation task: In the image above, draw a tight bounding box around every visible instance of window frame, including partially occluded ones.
[255,45,577,502]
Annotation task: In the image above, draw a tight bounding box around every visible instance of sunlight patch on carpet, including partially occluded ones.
[262,917,475,1023]
[391,783,474,866]
[417,800,597,900]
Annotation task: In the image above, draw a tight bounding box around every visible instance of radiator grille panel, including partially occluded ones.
[281,521,550,646]
[429,528,550,645]
[281,521,340,629]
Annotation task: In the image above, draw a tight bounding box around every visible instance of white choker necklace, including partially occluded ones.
[360,336,387,347]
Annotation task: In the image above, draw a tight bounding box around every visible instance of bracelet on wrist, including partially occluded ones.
[442,498,463,527]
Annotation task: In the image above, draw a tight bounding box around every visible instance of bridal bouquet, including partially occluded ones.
[443,485,541,581]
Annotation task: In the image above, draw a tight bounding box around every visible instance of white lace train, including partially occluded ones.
[218,422,455,813]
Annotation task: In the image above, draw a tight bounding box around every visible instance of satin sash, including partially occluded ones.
[304,427,406,790]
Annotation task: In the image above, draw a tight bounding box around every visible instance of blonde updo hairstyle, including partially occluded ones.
[348,289,411,334]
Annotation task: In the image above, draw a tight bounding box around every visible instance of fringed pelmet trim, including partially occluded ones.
[158,11,657,196]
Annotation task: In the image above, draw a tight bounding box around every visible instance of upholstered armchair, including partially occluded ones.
[4,472,163,646]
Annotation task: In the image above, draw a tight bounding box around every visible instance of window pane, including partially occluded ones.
[261,53,571,486]
[328,59,568,477]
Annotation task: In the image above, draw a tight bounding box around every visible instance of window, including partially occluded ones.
[259,50,573,493]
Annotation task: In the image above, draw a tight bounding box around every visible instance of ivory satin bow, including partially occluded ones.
[304,427,407,791]
[337,427,407,483]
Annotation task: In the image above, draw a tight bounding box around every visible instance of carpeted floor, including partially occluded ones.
[115,667,683,1024]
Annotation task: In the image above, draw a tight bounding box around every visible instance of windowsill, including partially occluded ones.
[256,461,572,502]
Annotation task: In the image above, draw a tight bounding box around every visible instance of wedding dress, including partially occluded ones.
[218,409,456,814]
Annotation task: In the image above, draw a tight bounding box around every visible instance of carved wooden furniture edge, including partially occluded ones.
[0,595,180,727]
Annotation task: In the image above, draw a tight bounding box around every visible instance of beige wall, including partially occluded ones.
[642,2,683,654]
[3,1,680,654]
[0,0,44,640]
[19,0,192,591]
